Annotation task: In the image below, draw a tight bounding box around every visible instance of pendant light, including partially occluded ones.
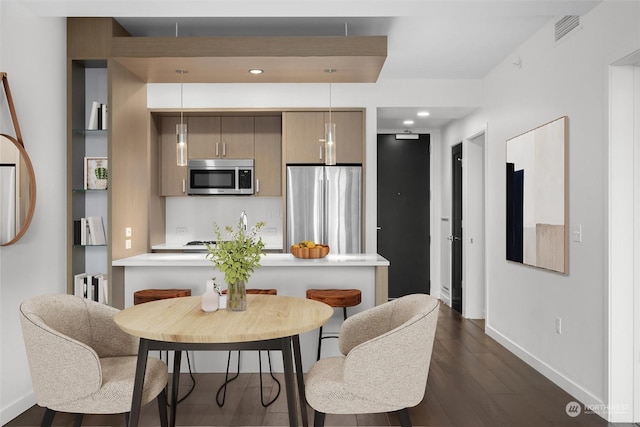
[324,68,337,165]
[176,69,188,166]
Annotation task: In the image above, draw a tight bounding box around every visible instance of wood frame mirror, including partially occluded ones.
[1,72,37,246]
[506,116,568,274]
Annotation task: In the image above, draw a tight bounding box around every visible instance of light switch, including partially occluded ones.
[571,225,582,243]
[125,239,131,249]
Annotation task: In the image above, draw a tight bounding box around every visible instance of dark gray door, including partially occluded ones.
[377,134,430,298]
[451,143,463,313]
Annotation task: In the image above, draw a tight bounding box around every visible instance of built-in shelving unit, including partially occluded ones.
[68,62,110,299]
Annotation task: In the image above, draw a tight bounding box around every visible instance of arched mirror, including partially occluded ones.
[1,72,37,246]
[0,133,36,245]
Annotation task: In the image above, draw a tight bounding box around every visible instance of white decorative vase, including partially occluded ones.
[201,280,219,312]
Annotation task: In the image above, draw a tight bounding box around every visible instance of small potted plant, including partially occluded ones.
[205,218,265,311]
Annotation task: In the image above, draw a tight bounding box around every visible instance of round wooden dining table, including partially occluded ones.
[115,294,333,427]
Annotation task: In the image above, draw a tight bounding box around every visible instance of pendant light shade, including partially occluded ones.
[176,69,188,166]
[324,69,337,165]
[324,121,336,165]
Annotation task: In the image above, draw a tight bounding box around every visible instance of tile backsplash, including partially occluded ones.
[165,196,283,249]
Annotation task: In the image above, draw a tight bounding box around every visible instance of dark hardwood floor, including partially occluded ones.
[5,302,635,427]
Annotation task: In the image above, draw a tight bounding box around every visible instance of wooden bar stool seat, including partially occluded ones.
[216,289,281,408]
[133,288,191,305]
[306,289,362,360]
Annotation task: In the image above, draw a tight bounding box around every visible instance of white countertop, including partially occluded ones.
[113,252,389,267]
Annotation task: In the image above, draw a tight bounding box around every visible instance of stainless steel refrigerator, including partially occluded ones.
[286,166,362,254]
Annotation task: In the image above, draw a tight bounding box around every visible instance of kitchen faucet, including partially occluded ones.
[240,211,248,232]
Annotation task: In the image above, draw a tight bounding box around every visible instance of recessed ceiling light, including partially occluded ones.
[403,120,414,125]
[249,69,264,75]
[417,111,430,117]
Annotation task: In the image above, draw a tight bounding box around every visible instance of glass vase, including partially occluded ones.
[227,279,247,311]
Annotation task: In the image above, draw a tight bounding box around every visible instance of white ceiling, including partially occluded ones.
[22,0,602,131]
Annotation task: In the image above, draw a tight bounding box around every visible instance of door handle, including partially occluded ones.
[376,226,382,230]
[447,235,454,241]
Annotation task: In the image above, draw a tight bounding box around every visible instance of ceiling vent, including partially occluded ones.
[555,15,581,42]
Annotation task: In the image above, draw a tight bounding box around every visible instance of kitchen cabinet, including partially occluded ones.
[188,116,221,159]
[219,116,255,158]
[160,115,275,196]
[332,111,364,164]
[284,111,364,164]
[254,116,282,196]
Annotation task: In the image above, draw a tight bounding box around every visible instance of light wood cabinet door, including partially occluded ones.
[160,116,187,196]
[188,116,221,159]
[332,111,364,164]
[284,111,364,164]
[254,116,282,196]
[219,116,255,158]
[284,111,325,164]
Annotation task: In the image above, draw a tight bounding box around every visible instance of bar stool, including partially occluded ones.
[133,288,194,404]
[216,289,281,407]
[306,289,362,360]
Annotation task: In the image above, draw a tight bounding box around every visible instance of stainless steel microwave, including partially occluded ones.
[187,159,254,195]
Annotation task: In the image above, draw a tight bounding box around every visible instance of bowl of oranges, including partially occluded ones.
[290,240,330,259]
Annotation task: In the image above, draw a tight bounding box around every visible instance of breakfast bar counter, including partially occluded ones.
[112,252,389,372]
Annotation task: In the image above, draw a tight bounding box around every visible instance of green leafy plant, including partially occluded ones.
[205,218,266,285]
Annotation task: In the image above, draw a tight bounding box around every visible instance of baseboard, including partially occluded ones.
[1,391,35,425]
[485,324,614,422]
[440,285,450,305]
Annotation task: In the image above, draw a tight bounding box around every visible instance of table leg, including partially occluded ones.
[128,338,150,427]
[281,337,298,427]
[170,351,182,427]
[292,335,308,427]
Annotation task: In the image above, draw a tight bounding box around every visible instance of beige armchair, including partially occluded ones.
[19,294,169,427]
[305,293,439,427]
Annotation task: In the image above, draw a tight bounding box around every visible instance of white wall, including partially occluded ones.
[441,1,640,419]
[0,2,66,424]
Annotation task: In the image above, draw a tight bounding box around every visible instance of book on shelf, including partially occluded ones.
[100,103,107,130]
[88,101,99,130]
[74,216,106,245]
[87,101,107,130]
[74,273,88,298]
[87,216,106,245]
[74,272,108,304]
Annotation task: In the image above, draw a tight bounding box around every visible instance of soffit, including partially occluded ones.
[110,36,387,83]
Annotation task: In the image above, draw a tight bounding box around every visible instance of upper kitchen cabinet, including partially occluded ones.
[332,111,364,164]
[189,116,221,159]
[254,116,282,196]
[159,114,278,196]
[219,116,255,158]
[284,110,364,164]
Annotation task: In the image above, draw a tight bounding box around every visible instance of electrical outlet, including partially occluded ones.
[556,317,562,334]
[572,224,582,242]
[125,239,131,249]
[125,227,132,237]
[176,227,187,235]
